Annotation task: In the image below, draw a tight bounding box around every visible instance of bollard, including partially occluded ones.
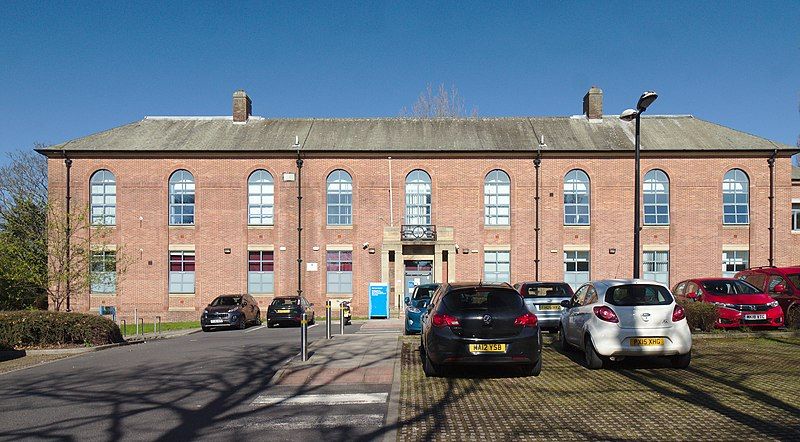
[155,316,161,335]
[301,312,309,361]
[121,319,127,336]
[339,305,345,335]
[134,308,138,336]
[326,300,332,340]
[138,318,144,336]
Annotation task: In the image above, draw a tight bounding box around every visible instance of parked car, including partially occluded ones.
[735,266,800,319]
[514,281,574,332]
[266,296,315,327]
[201,294,261,331]
[559,279,692,369]
[404,283,441,335]
[420,282,542,377]
[673,278,784,328]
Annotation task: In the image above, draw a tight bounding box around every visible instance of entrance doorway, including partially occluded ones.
[404,260,433,299]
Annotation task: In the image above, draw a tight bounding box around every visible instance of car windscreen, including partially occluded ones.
[787,274,800,291]
[271,298,299,307]
[413,285,438,300]
[523,284,572,298]
[211,296,241,306]
[700,279,761,295]
[605,284,673,306]
[443,288,523,313]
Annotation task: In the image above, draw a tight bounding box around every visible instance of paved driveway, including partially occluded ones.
[398,336,800,441]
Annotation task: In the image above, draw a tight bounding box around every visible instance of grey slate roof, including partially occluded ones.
[38,114,796,157]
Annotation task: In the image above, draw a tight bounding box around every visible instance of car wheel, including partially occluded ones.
[671,352,691,369]
[266,322,274,328]
[238,317,247,330]
[558,325,570,350]
[584,336,605,370]
[422,350,441,378]
[255,311,262,325]
[310,314,315,326]
[521,357,542,377]
[202,326,209,332]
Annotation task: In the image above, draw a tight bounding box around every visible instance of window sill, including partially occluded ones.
[248,225,274,229]
[722,224,750,229]
[90,293,116,297]
[484,225,511,230]
[326,294,353,298]
[792,230,800,235]
[564,225,590,230]
[250,293,276,297]
[642,225,670,230]
[169,225,195,229]
[168,307,196,312]
[90,225,116,229]
[326,225,353,230]
[168,293,196,297]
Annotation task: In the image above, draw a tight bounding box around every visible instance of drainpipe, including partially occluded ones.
[63,151,73,312]
[768,149,777,266]
[388,157,394,226]
[534,138,544,281]
[295,139,303,297]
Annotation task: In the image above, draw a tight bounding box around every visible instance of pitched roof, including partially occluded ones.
[37,114,797,157]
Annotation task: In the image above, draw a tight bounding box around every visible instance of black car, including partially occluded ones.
[267,296,315,327]
[420,282,542,377]
[201,294,261,331]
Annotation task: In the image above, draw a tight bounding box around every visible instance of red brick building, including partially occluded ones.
[38,88,800,320]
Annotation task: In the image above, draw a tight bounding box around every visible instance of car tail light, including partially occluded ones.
[432,313,460,327]
[514,312,539,327]
[672,304,686,322]
[593,306,619,323]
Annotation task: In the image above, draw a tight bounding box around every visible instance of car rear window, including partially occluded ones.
[443,288,523,312]
[271,298,299,307]
[605,285,673,306]
[787,274,800,290]
[523,284,572,298]
[210,296,241,306]
[701,279,760,295]
[413,285,438,300]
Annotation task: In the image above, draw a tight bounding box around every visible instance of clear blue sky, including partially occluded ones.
[1,1,798,164]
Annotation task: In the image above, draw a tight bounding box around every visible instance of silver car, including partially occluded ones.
[514,282,574,331]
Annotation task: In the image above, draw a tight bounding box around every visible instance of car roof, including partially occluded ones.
[588,279,670,293]
[739,266,800,275]
[516,281,569,285]
[273,296,300,300]
[687,277,740,282]
[441,282,515,290]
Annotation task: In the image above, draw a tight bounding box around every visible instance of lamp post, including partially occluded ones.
[620,91,658,279]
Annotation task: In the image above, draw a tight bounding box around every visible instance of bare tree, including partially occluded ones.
[401,83,478,118]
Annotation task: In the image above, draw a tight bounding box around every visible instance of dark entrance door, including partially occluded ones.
[404,260,433,300]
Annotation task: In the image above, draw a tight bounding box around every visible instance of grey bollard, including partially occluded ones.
[121,319,127,336]
[155,316,161,334]
[138,318,144,336]
[339,305,345,335]
[301,312,309,361]
[326,301,332,340]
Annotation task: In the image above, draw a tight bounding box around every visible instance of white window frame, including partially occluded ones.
[643,250,669,285]
[484,170,511,226]
[564,250,590,290]
[90,170,116,226]
[326,250,353,294]
[169,250,195,294]
[722,169,749,225]
[722,250,749,278]
[90,250,116,293]
[327,170,353,226]
[643,169,669,226]
[169,170,195,226]
[405,170,432,225]
[483,250,510,283]
[792,203,800,232]
[564,169,590,226]
[248,170,274,226]
[248,250,274,294]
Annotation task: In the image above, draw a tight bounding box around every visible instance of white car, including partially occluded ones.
[558,279,692,369]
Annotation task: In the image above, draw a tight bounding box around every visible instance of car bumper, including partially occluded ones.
[427,326,541,366]
[267,313,303,324]
[715,306,784,328]
[590,323,692,357]
[405,311,424,333]
[201,316,242,327]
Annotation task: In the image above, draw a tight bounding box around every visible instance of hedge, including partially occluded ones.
[677,300,720,332]
[0,310,124,350]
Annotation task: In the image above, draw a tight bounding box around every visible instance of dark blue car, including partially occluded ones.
[404,283,440,335]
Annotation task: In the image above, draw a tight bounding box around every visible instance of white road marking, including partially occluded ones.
[251,392,388,406]
[308,323,319,329]
[244,325,267,334]
[221,414,385,430]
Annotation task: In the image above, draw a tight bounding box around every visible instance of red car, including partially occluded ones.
[735,266,800,319]
[673,278,784,329]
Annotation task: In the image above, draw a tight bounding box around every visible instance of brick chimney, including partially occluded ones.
[233,90,252,122]
[583,86,603,119]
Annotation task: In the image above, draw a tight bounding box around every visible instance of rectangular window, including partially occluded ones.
[643,250,669,285]
[722,250,748,278]
[326,250,353,294]
[483,250,510,283]
[90,250,116,293]
[564,250,590,290]
[169,251,195,293]
[793,203,800,231]
[248,251,274,294]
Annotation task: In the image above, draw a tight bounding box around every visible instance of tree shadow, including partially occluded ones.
[0,350,26,362]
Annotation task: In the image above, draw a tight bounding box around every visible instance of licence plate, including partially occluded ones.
[744,314,767,320]
[538,304,560,311]
[468,343,507,353]
[277,309,290,313]
[210,319,223,324]
[630,337,664,346]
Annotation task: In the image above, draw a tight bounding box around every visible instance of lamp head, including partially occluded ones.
[636,91,658,112]
[619,109,638,122]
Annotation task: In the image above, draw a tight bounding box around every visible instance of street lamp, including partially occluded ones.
[620,91,658,279]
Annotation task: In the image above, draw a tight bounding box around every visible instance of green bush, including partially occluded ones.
[786,307,800,330]
[0,310,124,350]
[678,300,719,332]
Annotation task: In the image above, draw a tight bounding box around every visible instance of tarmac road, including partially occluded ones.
[0,321,374,441]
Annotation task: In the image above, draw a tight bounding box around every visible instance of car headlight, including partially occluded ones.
[767,300,779,308]
[407,306,421,314]
[227,308,239,313]
[203,310,209,315]
[712,302,736,309]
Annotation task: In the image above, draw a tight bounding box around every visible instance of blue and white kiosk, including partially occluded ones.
[368,282,390,319]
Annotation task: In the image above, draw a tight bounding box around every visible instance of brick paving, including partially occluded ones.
[398,336,800,441]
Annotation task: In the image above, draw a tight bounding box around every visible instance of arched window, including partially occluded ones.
[564,169,590,225]
[169,170,195,225]
[643,169,669,225]
[327,170,353,225]
[484,170,510,225]
[90,169,116,225]
[248,170,274,225]
[723,169,749,224]
[405,170,432,225]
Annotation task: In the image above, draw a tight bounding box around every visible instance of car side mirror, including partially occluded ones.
[686,292,698,300]
[419,300,429,308]
[405,297,410,305]
[560,299,571,309]
[774,284,786,293]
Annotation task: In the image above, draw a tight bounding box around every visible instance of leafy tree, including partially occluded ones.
[401,83,478,118]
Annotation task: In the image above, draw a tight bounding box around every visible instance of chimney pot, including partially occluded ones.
[583,86,603,119]
[233,90,252,122]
